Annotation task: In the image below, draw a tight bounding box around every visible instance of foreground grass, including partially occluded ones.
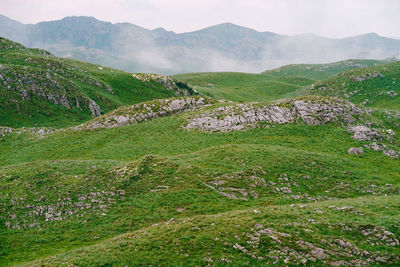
[1,111,399,265]
[25,195,400,266]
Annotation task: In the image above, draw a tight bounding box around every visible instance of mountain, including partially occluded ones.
[0,37,194,128]
[0,15,399,74]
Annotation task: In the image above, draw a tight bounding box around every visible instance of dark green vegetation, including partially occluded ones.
[0,37,193,128]
[174,59,391,102]
[0,37,399,266]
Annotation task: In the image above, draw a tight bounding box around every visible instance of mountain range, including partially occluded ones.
[0,14,400,74]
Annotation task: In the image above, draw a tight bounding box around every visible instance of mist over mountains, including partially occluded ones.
[1,14,399,74]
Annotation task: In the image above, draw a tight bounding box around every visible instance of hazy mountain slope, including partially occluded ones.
[0,37,194,128]
[174,59,391,102]
[308,61,400,110]
[0,15,399,74]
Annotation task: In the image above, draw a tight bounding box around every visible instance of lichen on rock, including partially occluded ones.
[185,96,365,132]
[74,96,214,130]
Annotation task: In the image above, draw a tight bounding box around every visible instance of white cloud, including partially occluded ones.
[1,0,399,38]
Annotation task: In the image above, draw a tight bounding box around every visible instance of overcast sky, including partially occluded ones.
[1,0,399,38]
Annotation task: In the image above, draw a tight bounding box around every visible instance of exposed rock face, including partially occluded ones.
[74,97,214,130]
[293,99,361,125]
[88,99,102,117]
[186,97,364,132]
[348,147,364,155]
[132,73,191,96]
[348,126,384,141]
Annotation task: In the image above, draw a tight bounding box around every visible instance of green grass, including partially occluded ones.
[173,59,392,103]
[264,59,392,81]
[25,195,400,266]
[1,110,399,265]
[308,61,400,110]
[173,72,311,102]
[1,37,399,266]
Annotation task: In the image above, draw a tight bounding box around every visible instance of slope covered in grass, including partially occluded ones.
[308,61,400,110]
[0,94,399,265]
[263,59,393,81]
[0,37,194,128]
[174,59,391,103]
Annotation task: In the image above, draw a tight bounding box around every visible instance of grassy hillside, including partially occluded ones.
[0,36,399,266]
[308,61,400,110]
[174,72,313,102]
[1,94,399,266]
[0,37,193,128]
[263,59,394,81]
[174,59,391,103]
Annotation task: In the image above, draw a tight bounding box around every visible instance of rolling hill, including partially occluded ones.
[174,59,393,102]
[308,61,400,110]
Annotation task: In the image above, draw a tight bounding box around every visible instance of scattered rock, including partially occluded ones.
[0,126,13,136]
[348,147,364,155]
[348,126,383,141]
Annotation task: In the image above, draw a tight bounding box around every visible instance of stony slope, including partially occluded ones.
[263,59,395,81]
[308,61,400,110]
[1,91,399,265]
[0,37,194,128]
[0,38,399,265]
[74,96,214,130]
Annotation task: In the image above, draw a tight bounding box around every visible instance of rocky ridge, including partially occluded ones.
[185,96,399,158]
[132,73,194,96]
[74,96,215,130]
[185,96,364,132]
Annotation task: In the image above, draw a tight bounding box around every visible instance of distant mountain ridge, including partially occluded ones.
[0,14,399,74]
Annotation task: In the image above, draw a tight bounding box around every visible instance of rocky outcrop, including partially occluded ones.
[74,96,214,130]
[132,73,192,96]
[364,142,399,159]
[88,99,102,117]
[186,96,364,132]
[352,71,384,82]
[0,127,13,137]
[348,126,384,142]
[348,147,364,155]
